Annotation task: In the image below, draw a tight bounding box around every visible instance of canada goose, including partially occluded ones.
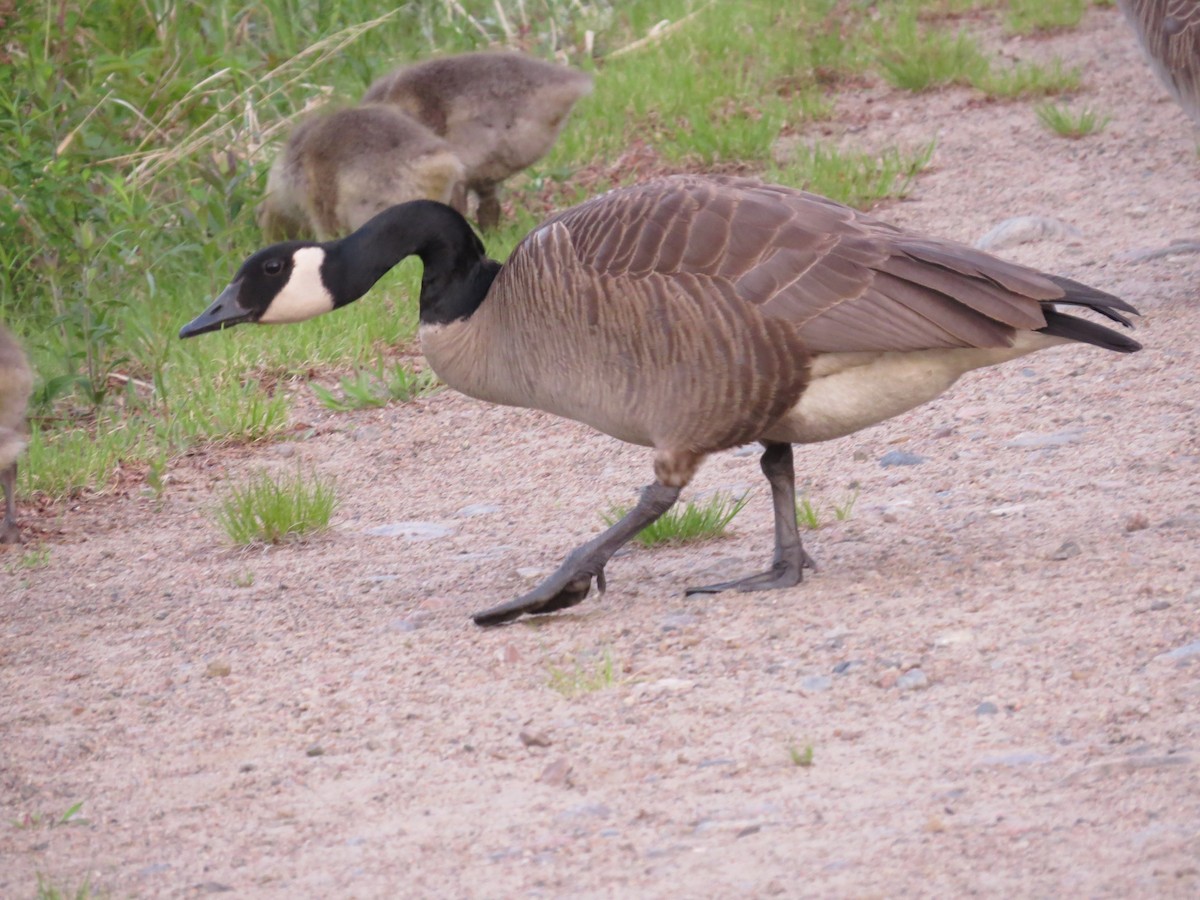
[0,323,33,544]
[180,175,1141,626]
[257,104,466,242]
[362,52,593,229]
[1118,0,1200,123]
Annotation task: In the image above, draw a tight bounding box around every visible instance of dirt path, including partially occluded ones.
[3,9,1199,897]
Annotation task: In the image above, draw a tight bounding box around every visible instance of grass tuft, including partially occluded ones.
[1036,103,1109,138]
[548,649,619,698]
[1005,0,1086,35]
[876,14,989,91]
[215,470,337,545]
[788,743,815,767]
[796,488,861,530]
[604,491,749,548]
[976,60,1081,99]
[311,362,439,411]
[771,141,935,209]
[35,873,93,900]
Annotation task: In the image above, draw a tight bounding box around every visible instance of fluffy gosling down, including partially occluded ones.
[257,104,466,242]
[180,175,1141,626]
[362,51,593,229]
[0,323,33,544]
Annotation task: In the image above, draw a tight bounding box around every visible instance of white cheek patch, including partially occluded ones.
[259,246,336,323]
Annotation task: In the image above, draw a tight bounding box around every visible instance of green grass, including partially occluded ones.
[1005,0,1086,35]
[1036,102,1109,138]
[788,743,815,767]
[4,545,51,574]
[770,141,935,209]
[976,60,1082,99]
[311,362,439,411]
[2,0,1100,501]
[35,874,93,900]
[604,491,749,548]
[795,488,860,530]
[547,649,619,698]
[215,470,337,545]
[875,12,990,91]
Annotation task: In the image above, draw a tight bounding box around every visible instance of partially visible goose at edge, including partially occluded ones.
[362,52,593,229]
[1118,0,1200,123]
[257,104,466,242]
[180,175,1142,627]
[0,323,33,544]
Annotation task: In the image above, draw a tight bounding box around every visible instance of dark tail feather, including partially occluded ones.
[1045,274,1140,328]
[1039,307,1142,353]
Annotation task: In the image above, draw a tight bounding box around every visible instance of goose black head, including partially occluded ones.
[179,242,335,339]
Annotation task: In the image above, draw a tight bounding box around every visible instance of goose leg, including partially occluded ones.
[474,183,501,231]
[685,442,815,594]
[472,481,681,627]
[1,461,21,544]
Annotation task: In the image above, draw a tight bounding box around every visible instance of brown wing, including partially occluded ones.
[540,174,1075,354]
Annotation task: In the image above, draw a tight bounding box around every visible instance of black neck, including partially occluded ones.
[321,201,500,324]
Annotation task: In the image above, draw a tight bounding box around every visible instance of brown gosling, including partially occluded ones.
[0,323,33,544]
[257,104,466,242]
[180,175,1141,627]
[1119,0,1200,123]
[362,51,593,229]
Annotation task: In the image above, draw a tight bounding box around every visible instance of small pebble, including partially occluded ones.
[1157,640,1200,662]
[205,660,231,678]
[456,503,501,517]
[1124,513,1150,532]
[897,669,929,691]
[661,612,699,632]
[305,744,325,757]
[975,701,999,716]
[1004,430,1084,450]
[800,674,833,694]
[1050,540,1081,561]
[879,450,927,468]
[833,659,865,675]
[538,757,573,787]
[364,521,455,540]
[519,730,552,748]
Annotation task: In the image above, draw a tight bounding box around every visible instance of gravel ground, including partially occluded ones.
[3,8,1199,898]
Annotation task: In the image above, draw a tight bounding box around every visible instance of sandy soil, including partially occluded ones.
[3,8,1199,897]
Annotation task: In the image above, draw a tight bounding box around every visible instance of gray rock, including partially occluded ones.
[975,701,999,716]
[897,669,929,691]
[364,520,455,540]
[388,612,431,632]
[800,674,834,693]
[833,659,866,675]
[661,612,699,632]
[351,426,383,442]
[1050,540,1081,561]
[456,503,501,517]
[1159,513,1200,530]
[975,215,1083,251]
[305,744,325,757]
[1004,430,1084,449]
[879,450,927,467]
[978,751,1054,767]
[1158,640,1200,662]
[556,803,612,822]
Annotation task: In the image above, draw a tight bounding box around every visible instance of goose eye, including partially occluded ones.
[263,258,284,276]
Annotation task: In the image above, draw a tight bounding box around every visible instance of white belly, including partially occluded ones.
[764,333,1065,445]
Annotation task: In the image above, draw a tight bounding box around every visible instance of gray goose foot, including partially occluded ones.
[473,481,681,627]
[685,549,817,595]
[684,441,815,596]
